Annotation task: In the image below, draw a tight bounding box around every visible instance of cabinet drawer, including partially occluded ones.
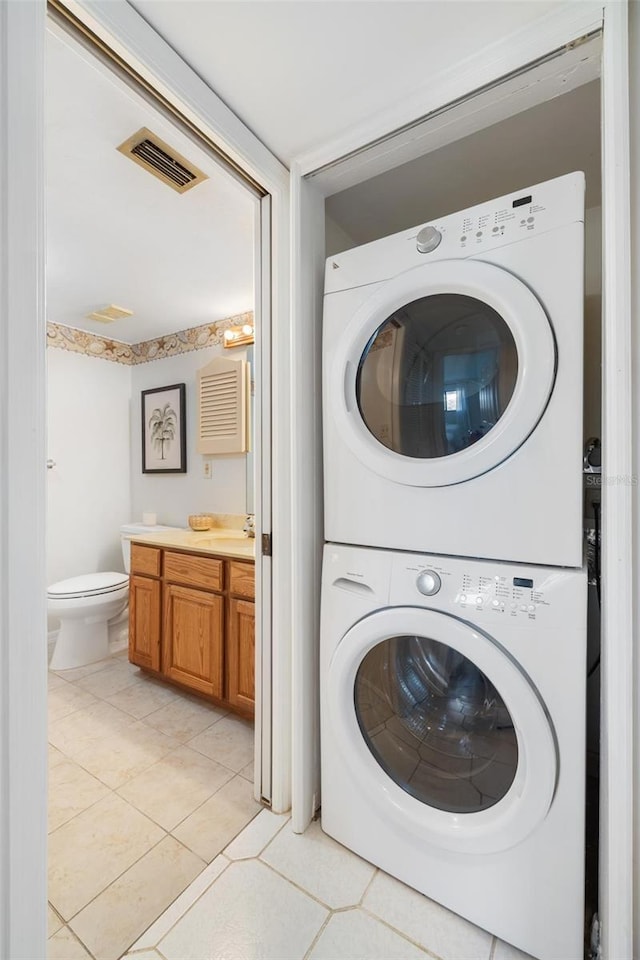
[229,561,255,599]
[164,551,223,592]
[130,543,161,577]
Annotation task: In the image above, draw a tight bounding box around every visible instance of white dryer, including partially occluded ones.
[323,172,585,566]
[321,543,587,960]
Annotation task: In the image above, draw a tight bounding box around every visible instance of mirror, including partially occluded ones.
[246,346,255,514]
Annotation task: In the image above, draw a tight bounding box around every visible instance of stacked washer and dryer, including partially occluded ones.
[320,173,588,960]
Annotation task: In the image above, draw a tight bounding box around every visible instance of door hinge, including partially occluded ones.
[262,533,272,556]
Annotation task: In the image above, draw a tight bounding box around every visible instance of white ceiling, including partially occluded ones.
[326,79,601,248]
[128,0,566,165]
[46,27,255,344]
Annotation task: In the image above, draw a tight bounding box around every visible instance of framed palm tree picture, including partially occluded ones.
[141,383,187,473]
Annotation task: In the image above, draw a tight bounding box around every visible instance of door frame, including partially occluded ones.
[291,4,634,959]
[0,1,291,955]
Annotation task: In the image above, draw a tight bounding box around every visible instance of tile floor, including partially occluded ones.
[116,813,533,960]
[48,650,531,960]
[48,650,259,960]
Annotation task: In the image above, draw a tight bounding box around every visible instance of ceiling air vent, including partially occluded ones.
[117,127,208,195]
[86,304,133,324]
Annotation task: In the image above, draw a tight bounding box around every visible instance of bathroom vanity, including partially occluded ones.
[127,530,255,717]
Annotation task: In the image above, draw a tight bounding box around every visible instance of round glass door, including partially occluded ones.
[327,606,557,853]
[330,259,556,487]
[356,295,518,459]
[355,634,518,814]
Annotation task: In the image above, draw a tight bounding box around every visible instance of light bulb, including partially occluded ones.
[242,324,253,336]
[224,329,234,340]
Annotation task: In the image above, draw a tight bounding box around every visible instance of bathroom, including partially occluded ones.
[45,22,265,958]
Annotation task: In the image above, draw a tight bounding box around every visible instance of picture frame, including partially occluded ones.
[141,383,187,474]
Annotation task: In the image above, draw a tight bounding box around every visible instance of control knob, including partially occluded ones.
[416,225,442,254]
[416,570,442,596]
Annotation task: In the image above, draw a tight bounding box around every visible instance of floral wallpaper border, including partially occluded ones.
[46,311,254,365]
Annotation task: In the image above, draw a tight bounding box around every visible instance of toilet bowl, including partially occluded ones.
[48,522,181,671]
[48,572,129,670]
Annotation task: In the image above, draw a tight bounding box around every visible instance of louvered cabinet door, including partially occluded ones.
[197,356,248,454]
[227,598,255,716]
[129,576,161,671]
[163,584,224,699]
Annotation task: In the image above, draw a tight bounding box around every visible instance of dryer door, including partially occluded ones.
[327,606,557,855]
[329,259,555,486]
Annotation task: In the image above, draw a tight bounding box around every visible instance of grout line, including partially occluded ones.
[358,865,378,906]
[358,903,444,959]
[255,857,344,913]
[302,909,333,959]
[489,935,498,960]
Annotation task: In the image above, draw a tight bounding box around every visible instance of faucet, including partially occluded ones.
[243,514,256,538]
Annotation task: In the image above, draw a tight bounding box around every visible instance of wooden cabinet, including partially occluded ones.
[129,575,161,671]
[227,598,255,713]
[128,545,255,716]
[164,584,224,698]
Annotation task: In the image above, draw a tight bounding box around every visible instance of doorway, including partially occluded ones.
[45,13,272,958]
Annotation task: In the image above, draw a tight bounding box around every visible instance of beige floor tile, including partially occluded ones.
[54,657,113,683]
[143,694,227,742]
[69,836,204,960]
[48,792,165,920]
[47,671,69,690]
[188,714,254,771]
[158,859,327,960]
[48,744,66,769]
[363,870,493,960]
[106,677,178,719]
[48,926,92,959]
[493,940,536,960]
[75,661,143,699]
[122,952,163,960]
[309,910,429,959]
[48,684,97,723]
[67,719,181,790]
[131,855,229,952]
[118,745,235,830]
[49,699,132,757]
[261,820,375,909]
[240,759,254,782]
[48,903,64,938]
[173,774,261,862]
[48,757,109,833]
[224,808,289,861]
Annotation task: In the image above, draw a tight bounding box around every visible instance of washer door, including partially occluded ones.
[327,607,557,854]
[329,259,556,486]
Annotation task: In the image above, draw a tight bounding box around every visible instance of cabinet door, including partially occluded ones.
[228,598,255,715]
[129,575,161,671]
[164,584,224,698]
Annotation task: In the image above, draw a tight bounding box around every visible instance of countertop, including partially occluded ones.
[130,529,256,561]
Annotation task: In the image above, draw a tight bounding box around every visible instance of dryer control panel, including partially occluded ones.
[324,171,585,295]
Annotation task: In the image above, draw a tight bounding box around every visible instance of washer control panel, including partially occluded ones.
[390,555,554,623]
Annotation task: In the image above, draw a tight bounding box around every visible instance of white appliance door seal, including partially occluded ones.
[328,606,557,854]
[329,259,556,487]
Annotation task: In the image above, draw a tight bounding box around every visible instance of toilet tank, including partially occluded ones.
[120,523,183,573]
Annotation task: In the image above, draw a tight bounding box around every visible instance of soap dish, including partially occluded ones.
[188,514,213,531]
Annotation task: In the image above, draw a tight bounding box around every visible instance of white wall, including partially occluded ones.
[47,348,132,585]
[130,345,248,527]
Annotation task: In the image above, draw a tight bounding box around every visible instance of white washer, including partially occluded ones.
[323,172,585,566]
[321,543,587,960]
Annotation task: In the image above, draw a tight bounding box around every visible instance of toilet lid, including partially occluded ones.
[48,572,129,599]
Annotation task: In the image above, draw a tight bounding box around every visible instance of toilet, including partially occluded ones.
[48,522,179,671]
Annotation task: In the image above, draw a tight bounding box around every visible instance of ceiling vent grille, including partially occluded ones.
[197,356,249,455]
[117,127,208,194]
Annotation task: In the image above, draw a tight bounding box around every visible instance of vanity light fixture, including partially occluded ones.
[223,323,255,348]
